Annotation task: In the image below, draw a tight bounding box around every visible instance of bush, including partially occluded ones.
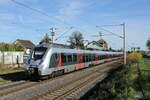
[115,87,136,100]
[127,52,142,64]
[0,43,24,51]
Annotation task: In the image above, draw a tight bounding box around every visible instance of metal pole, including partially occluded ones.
[123,23,126,65]
[50,27,56,44]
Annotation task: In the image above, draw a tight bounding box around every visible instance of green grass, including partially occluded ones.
[0,78,10,83]
[139,59,150,99]
[0,67,23,75]
[139,60,150,70]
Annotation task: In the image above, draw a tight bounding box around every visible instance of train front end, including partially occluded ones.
[24,46,48,78]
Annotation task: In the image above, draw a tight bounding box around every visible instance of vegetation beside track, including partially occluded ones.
[0,67,24,83]
[0,67,23,75]
[81,52,150,100]
[138,59,150,99]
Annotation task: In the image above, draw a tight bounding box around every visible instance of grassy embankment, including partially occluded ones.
[139,59,150,99]
[82,53,150,100]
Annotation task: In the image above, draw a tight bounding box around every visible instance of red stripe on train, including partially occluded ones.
[77,54,83,69]
[57,56,62,67]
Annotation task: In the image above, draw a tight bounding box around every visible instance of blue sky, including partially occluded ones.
[0,0,150,50]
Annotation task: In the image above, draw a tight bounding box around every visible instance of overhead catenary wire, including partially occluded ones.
[11,0,72,27]
[97,24,123,27]
[11,0,93,40]
[96,26,123,39]
[55,27,73,41]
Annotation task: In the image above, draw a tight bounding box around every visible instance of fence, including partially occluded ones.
[0,51,24,65]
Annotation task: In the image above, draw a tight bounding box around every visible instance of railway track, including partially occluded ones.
[32,61,120,100]
[36,68,110,100]
[0,60,121,100]
[0,81,37,96]
[0,81,26,89]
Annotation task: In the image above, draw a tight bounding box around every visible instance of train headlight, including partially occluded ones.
[29,67,35,74]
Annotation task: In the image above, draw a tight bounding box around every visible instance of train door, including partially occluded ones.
[77,54,83,69]
[94,55,99,65]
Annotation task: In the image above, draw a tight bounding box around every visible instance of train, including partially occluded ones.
[24,43,123,78]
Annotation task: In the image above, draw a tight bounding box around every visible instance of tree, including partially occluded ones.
[67,31,84,49]
[40,33,52,44]
[13,44,24,51]
[0,43,24,51]
[146,38,150,50]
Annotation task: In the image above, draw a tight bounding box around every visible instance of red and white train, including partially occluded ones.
[24,43,122,78]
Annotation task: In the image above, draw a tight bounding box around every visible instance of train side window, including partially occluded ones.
[93,54,95,61]
[92,54,94,61]
[82,54,86,63]
[91,54,94,61]
[68,54,72,62]
[101,55,105,59]
[89,54,92,61]
[86,55,89,62]
[73,54,77,62]
[62,53,67,64]
[50,53,59,68]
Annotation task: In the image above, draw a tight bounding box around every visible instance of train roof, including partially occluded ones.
[50,47,122,55]
[36,43,122,55]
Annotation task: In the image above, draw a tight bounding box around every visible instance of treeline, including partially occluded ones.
[0,43,24,51]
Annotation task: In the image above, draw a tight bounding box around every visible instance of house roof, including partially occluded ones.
[98,39,107,44]
[88,41,103,47]
[15,39,35,49]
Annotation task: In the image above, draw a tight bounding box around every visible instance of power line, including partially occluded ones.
[11,0,93,40]
[11,0,71,27]
[96,26,123,39]
[97,24,122,27]
[55,27,73,41]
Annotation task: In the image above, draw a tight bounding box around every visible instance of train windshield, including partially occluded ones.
[31,47,47,60]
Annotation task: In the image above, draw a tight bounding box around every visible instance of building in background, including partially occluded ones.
[14,39,35,54]
[86,39,108,51]
[98,39,108,50]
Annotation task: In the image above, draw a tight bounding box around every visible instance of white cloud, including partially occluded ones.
[55,0,88,25]
[59,0,82,16]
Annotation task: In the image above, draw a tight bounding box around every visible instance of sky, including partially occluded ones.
[0,0,150,50]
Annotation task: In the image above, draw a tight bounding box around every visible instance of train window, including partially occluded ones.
[89,54,92,61]
[91,54,94,61]
[82,55,86,63]
[101,55,105,59]
[49,53,59,68]
[93,54,95,61]
[55,54,59,60]
[67,54,72,62]
[62,53,67,64]
[73,54,77,62]
[32,47,47,60]
[86,55,89,62]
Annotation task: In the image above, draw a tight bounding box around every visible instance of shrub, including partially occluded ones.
[0,43,24,51]
[127,52,142,64]
[115,87,136,100]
